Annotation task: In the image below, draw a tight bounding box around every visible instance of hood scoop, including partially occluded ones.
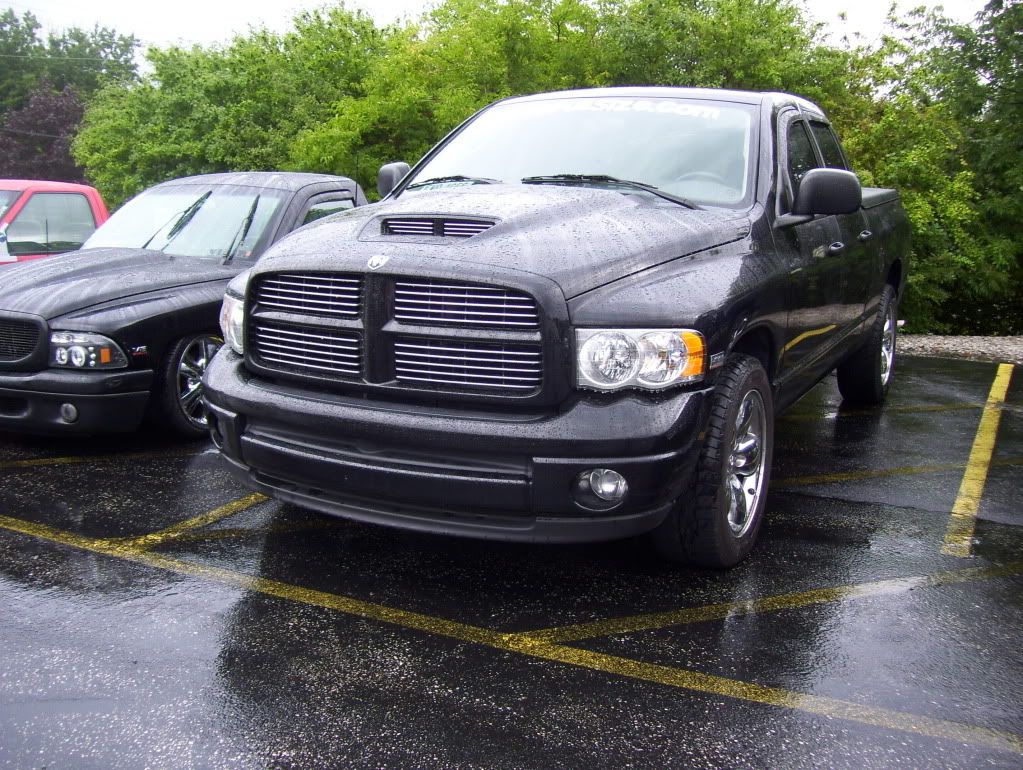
[381,217,495,238]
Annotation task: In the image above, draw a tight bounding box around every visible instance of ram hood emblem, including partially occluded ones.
[367,254,390,270]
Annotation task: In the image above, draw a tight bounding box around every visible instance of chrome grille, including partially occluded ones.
[253,273,361,317]
[252,321,361,377]
[394,280,538,328]
[0,319,39,360]
[382,218,494,237]
[394,338,542,391]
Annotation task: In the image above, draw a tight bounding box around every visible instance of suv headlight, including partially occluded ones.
[576,328,705,391]
[219,270,250,355]
[49,332,128,370]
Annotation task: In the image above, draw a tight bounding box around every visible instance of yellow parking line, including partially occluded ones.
[943,364,1015,557]
[0,512,1021,754]
[111,493,268,551]
[524,561,1023,643]
[0,448,201,471]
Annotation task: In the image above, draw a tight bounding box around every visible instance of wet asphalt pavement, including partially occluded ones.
[0,356,1020,769]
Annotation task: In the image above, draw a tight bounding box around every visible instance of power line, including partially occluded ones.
[0,127,66,139]
[0,52,132,61]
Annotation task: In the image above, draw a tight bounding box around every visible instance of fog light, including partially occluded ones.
[588,469,628,502]
[573,468,629,511]
[60,403,78,423]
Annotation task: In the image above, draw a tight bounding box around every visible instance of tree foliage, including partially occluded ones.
[0,81,85,181]
[0,9,137,115]
[73,6,382,206]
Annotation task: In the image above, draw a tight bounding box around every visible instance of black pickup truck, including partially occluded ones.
[203,87,910,567]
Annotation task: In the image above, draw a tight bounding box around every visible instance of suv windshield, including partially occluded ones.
[84,184,286,260]
[403,96,756,206]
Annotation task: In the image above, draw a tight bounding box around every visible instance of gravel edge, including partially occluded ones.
[898,334,1023,365]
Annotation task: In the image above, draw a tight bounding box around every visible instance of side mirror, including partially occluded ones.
[792,168,862,216]
[378,162,411,198]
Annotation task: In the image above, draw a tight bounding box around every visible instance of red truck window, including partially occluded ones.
[6,192,97,257]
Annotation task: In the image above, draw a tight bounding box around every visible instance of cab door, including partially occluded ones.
[772,116,848,395]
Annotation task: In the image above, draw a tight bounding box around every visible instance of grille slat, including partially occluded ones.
[253,273,361,318]
[394,337,542,391]
[394,279,539,328]
[252,321,361,378]
[0,319,40,360]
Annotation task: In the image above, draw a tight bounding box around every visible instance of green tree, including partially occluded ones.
[0,9,137,115]
[73,5,383,206]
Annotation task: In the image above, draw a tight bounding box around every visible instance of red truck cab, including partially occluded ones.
[0,180,109,265]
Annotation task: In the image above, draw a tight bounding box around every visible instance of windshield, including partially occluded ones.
[403,96,757,207]
[0,190,19,218]
[83,184,286,260]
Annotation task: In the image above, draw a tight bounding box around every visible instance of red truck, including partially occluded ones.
[0,180,109,265]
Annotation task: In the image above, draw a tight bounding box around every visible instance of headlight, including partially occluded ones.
[219,270,249,355]
[49,332,128,370]
[576,328,705,391]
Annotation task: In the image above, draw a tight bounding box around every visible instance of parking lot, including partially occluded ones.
[1,355,1020,769]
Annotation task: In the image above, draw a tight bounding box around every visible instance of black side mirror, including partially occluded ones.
[792,168,862,216]
[378,162,411,198]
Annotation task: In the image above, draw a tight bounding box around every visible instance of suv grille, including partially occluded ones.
[252,273,361,318]
[394,338,542,391]
[394,280,538,328]
[0,319,39,361]
[248,272,546,397]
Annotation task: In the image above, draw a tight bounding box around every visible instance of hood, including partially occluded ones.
[257,184,751,298]
[0,247,239,319]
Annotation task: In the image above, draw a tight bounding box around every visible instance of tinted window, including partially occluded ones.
[786,122,819,196]
[5,192,96,256]
[302,198,355,225]
[809,122,847,169]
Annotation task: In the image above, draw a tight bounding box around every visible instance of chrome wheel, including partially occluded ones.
[176,335,221,430]
[726,389,767,537]
[880,304,896,387]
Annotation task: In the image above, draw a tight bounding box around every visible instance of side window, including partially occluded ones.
[302,198,355,225]
[809,122,847,169]
[6,193,96,256]
[786,122,819,198]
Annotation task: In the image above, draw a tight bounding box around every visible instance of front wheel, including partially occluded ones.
[158,334,223,438]
[650,354,774,568]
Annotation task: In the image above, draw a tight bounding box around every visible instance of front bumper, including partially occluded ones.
[203,351,714,543]
[0,369,153,434]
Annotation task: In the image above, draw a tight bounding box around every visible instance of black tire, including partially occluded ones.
[650,354,774,568]
[837,285,897,405]
[157,333,223,438]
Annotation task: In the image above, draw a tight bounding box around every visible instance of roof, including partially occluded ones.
[504,86,826,117]
[0,179,100,193]
[153,171,357,193]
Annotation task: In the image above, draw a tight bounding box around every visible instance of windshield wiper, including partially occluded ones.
[405,175,500,190]
[140,190,213,251]
[222,195,260,265]
[521,174,701,209]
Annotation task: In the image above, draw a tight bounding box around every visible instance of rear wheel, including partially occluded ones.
[837,285,897,405]
[650,354,774,567]
[158,333,222,438]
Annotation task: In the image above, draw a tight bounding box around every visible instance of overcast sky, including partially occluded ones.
[7,0,987,51]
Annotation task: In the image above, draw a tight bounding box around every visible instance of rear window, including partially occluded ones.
[809,122,847,169]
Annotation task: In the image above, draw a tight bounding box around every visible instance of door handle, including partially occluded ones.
[827,241,845,256]
[858,230,873,242]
